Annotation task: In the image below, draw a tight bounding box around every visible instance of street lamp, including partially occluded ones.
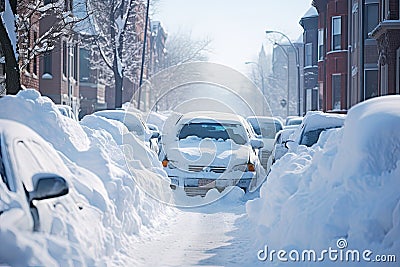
[265,30,301,116]
[137,0,151,110]
[272,43,290,117]
[245,61,266,96]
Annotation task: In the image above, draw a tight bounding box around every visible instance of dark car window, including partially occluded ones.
[0,139,10,191]
[178,122,247,145]
[300,128,324,147]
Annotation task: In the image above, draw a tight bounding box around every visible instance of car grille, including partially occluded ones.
[188,165,226,173]
[261,150,271,160]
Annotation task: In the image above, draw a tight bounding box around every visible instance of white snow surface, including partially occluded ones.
[246,95,400,266]
[0,90,175,266]
[1,90,399,266]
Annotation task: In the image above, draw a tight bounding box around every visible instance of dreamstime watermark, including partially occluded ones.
[257,238,397,263]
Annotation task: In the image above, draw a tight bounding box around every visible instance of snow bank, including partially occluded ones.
[246,96,400,266]
[0,90,174,265]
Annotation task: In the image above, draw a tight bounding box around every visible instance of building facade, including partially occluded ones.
[348,0,379,108]
[39,0,80,114]
[19,1,40,91]
[300,7,320,112]
[370,0,400,96]
[313,0,349,112]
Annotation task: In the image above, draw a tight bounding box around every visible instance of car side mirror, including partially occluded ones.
[250,138,264,149]
[284,140,296,150]
[151,130,160,139]
[29,175,69,203]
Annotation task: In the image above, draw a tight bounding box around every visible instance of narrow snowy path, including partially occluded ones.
[130,199,256,267]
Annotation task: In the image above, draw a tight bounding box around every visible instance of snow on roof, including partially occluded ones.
[178,111,245,125]
[301,111,345,132]
[302,6,318,19]
[336,95,400,176]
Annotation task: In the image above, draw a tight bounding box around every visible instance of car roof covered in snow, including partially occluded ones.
[247,116,283,125]
[177,111,247,125]
[301,111,345,132]
[93,110,149,134]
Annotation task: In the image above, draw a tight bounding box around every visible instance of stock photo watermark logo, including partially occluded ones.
[125,62,273,208]
[257,238,397,263]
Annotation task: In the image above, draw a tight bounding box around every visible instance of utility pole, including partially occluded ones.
[137,0,150,110]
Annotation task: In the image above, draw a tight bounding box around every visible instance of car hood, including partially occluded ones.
[166,137,251,170]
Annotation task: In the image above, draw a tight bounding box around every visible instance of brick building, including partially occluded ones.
[348,0,379,108]
[39,0,80,114]
[300,7,320,112]
[370,0,400,95]
[313,0,349,111]
[19,1,40,91]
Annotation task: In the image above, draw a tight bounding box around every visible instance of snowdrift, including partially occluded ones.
[247,96,400,266]
[0,90,174,266]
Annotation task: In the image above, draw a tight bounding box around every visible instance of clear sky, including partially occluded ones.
[153,0,314,75]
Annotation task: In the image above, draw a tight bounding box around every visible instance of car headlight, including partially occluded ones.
[232,163,255,172]
[162,159,177,169]
[232,164,247,172]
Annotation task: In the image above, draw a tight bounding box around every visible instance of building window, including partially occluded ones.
[306,89,312,111]
[79,48,90,82]
[33,32,38,75]
[332,74,341,110]
[63,41,67,76]
[364,69,378,100]
[43,52,52,74]
[74,44,78,80]
[305,43,312,67]
[397,48,400,94]
[365,3,379,39]
[318,29,324,61]
[332,16,342,51]
[381,64,388,95]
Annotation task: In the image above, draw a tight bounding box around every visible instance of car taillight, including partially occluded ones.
[162,159,169,167]
[247,163,255,172]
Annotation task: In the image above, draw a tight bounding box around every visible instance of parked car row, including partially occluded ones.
[159,112,265,196]
[0,120,90,233]
[265,111,346,173]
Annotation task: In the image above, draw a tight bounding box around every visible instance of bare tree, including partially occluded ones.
[0,0,19,94]
[163,30,212,68]
[0,0,87,95]
[86,0,146,108]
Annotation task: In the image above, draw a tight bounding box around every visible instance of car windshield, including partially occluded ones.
[250,121,282,139]
[178,122,247,145]
[300,126,341,147]
[287,118,303,126]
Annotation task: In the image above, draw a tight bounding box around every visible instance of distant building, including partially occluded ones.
[19,1,41,91]
[78,47,106,118]
[39,0,80,114]
[271,38,303,117]
[370,0,400,96]
[348,0,379,108]
[300,7,320,112]
[149,21,167,75]
[313,0,349,112]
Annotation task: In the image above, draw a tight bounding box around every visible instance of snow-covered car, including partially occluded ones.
[56,104,78,121]
[266,125,298,173]
[285,116,303,126]
[160,112,265,196]
[287,111,346,147]
[0,119,70,232]
[93,110,160,154]
[246,116,283,169]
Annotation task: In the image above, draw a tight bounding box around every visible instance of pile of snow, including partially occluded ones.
[247,96,400,266]
[0,90,174,265]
